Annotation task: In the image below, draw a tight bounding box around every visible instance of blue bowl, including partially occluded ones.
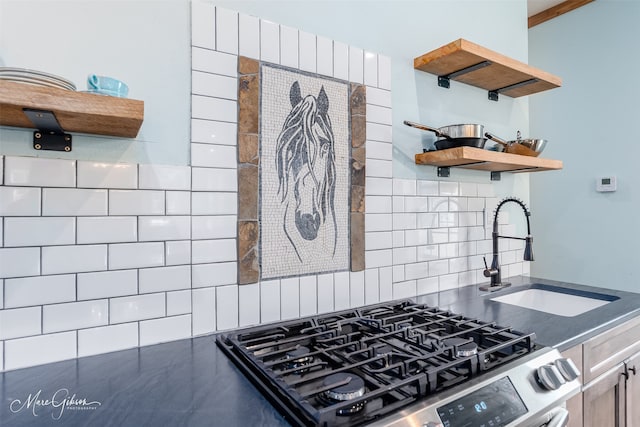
[87,75,129,98]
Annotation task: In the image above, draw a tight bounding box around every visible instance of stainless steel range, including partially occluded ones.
[217,300,580,427]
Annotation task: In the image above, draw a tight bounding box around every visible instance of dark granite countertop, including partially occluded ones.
[1,276,639,426]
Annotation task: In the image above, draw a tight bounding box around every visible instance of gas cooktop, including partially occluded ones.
[217,300,540,426]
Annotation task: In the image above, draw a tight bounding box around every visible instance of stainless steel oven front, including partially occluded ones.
[369,347,580,427]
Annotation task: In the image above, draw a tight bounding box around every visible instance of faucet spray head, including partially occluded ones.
[524,236,534,261]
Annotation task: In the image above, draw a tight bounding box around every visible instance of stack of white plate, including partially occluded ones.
[0,67,76,91]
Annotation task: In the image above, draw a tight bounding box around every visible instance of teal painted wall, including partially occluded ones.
[529,0,640,292]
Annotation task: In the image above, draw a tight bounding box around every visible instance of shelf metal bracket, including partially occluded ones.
[23,108,72,152]
[437,167,450,178]
[488,78,539,101]
[491,171,502,181]
[437,61,492,89]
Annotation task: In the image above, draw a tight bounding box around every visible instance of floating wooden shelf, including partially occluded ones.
[415,147,563,173]
[0,80,144,138]
[414,39,562,99]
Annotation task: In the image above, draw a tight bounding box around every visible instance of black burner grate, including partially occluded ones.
[217,300,536,426]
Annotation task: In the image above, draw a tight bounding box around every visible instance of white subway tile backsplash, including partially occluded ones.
[299,276,317,317]
[4,274,74,308]
[78,323,138,357]
[439,273,459,291]
[0,280,3,308]
[365,214,392,232]
[439,182,459,196]
[448,227,469,243]
[216,7,239,54]
[43,188,107,216]
[334,272,350,311]
[365,231,392,251]
[417,180,439,196]
[166,240,192,266]
[166,191,191,215]
[77,217,137,244]
[167,290,192,316]
[260,19,280,63]
[216,285,238,330]
[394,280,417,299]
[417,244,439,262]
[449,197,468,212]
[392,213,417,230]
[364,269,379,305]
[110,293,165,324]
[192,167,237,191]
[192,192,237,215]
[366,123,392,143]
[260,279,281,322]
[109,242,164,270]
[140,314,191,346]
[139,265,191,293]
[238,283,260,327]
[438,212,458,227]
[299,31,317,73]
[192,71,237,100]
[417,277,438,296]
[138,216,191,241]
[367,105,392,126]
[439,242,459,258]
[366,196,392,213]
[378,55,391,90]
[429,259,449,276]
[280,25,298,69]
[366,87,391,108]
[377,266,392,302]
[365,249,392,268]
[0,187,41,216]
[239,13,260,59]
[333,41,349,80]
[405,197,429,213]
[405,262,428,280]
[459,182,478,197]
[393,196,405,213]
[191,119,237,146]
[5,157,75,187]
[42,245,107,275]
[393,247,417,264]
[349,271,365,308]
[449,257,469,273]
[349,46,364,84]
[191,239,236,264]
[363,52,378,87]
[405,229,429,247]
[366,177,392,196]
[316,36,333,77]
[393,265,405,283]
[0,307,41,339]
[280,278,300,320]
[43,300,108,333]
[4,217,75,247]
[4,332,76,371]
[139,164,190,191]
[192,47,237,77]
[192,287,216,335]
[191,0,215,49]
[192,215,236,239]
[191,143,237,169]
[468,197,484,211]
[77,270,137,300]
[393,178,416,196]
[417,213,438,229]
[192,262,236,287]
[428,197,449,212]
[316,273,334,314]
[77,162,137,189]
[367,140,392,160]
[458,212,477,227]
[109,190,165,215]
[192,95,237,122]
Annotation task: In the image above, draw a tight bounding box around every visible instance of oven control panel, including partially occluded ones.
[371,348,581,427]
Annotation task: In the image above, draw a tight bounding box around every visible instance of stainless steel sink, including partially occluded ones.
[491,284,619,317]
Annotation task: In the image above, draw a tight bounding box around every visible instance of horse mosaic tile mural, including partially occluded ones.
[237,58,365,284]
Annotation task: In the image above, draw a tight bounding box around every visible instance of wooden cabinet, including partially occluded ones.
[583,363,626,427]
[625,352,639,427]
[570,316,640,427]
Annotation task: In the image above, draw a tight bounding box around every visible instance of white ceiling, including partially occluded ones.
[527,0,566,16]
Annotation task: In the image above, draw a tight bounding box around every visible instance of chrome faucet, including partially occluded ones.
[480,197,534,292]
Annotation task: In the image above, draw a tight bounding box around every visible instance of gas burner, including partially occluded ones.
[373,344,393,358]
[284,346,314,372]
[443,337,478,358]
[320,373,366,415]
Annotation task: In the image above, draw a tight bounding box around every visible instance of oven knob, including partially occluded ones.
[536,364,566,390]
[555,358,580,381]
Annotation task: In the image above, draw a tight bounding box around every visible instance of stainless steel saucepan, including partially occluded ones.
[404,120,486,150]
